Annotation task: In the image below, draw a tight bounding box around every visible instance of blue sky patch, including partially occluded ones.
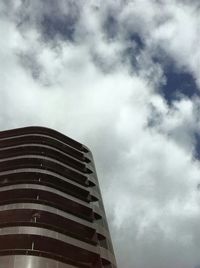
[41,14,78,41]
[194,133,200,160]
[154,55,200,104]
[127,33,144,50]
[161,68,199,104]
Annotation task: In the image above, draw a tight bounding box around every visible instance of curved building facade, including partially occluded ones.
[0,126,117,268]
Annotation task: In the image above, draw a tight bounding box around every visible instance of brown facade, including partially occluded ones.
[0,126,117,268]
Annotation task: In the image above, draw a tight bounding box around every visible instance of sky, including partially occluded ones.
[1,0,200,267]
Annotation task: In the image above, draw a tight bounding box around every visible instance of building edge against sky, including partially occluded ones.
[0,126,117,268]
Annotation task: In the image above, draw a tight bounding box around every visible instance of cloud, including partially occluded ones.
[1,1,200,267]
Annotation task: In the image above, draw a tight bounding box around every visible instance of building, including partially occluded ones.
[0,126,117,268]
